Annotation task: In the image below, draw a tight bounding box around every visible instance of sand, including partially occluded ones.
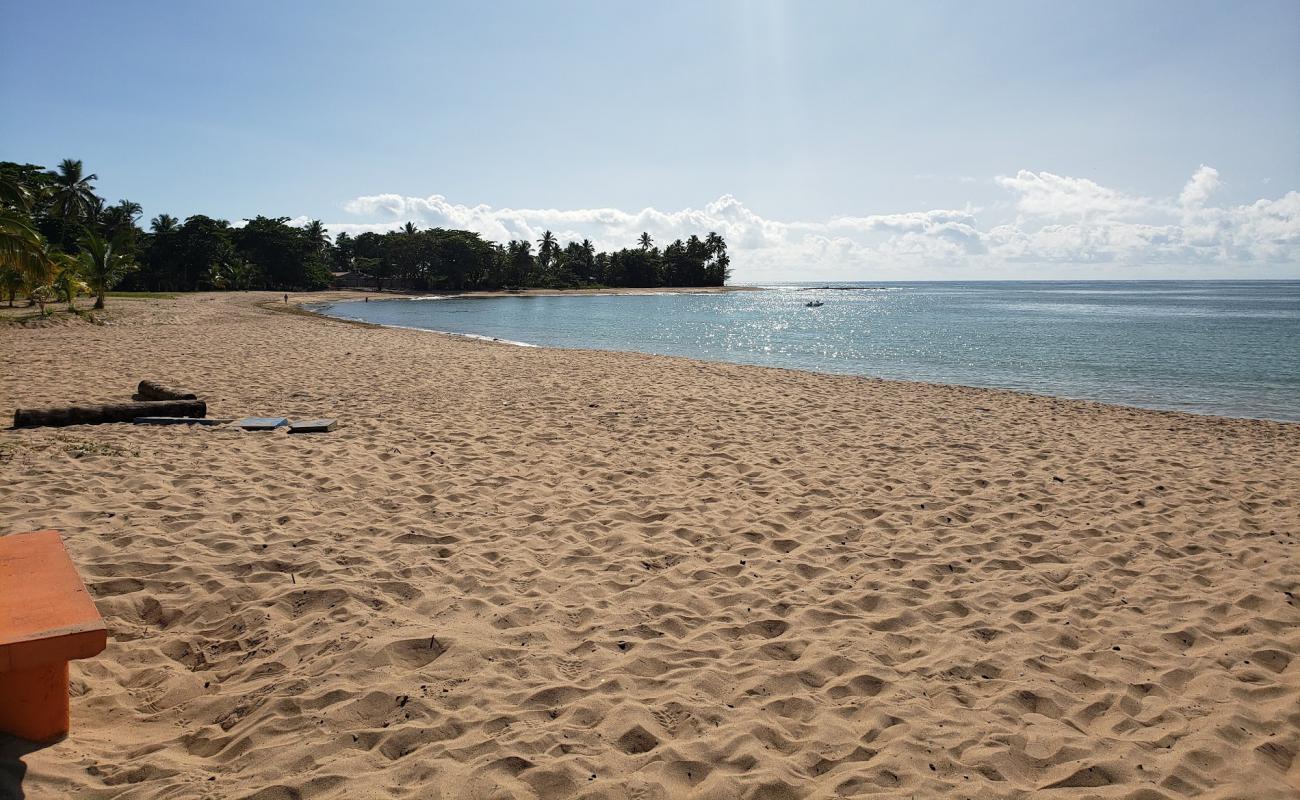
[1,291,1297,800]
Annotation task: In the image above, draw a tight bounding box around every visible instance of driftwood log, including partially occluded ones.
[134,380,199,401]
[14,400,207,429]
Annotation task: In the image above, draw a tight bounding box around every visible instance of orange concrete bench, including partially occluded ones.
[0,530,108,742]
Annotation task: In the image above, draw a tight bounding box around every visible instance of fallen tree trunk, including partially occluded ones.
[14,400,207,429]
[135,380,199,401]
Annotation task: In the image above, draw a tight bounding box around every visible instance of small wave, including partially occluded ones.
[377,322,538,347]
[312,306,539,347]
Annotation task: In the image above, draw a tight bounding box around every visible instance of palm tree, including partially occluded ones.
[0,206,45,278]
[0,176,51,302]
[47,159,99,224]
[204,261,230,290]
[29,284,55,316]
[85,195,105,225]
[304,219,329,248]
[78,229,136,309]
[102,199,143,235]
[0,265,22,306]
[402,221,418,236]
[704,231,730,286]
[579,238,596,280]
[638,231,653,251]
[222,257,257,290]
[150,213,179,234]
[51,253,85,309]
[536,230,558,278]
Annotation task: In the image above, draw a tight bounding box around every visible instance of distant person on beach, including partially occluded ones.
[283,294,288,303]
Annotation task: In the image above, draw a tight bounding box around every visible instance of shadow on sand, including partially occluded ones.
[0,732,55,799]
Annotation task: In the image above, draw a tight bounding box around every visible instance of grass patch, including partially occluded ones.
[0,307,90,326]
[56,437,139,458]
[0,438,138,462]
[106,291,179,299]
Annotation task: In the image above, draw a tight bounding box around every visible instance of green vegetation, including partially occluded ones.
[0,158,730,307]
[0,438,137,462]
[339,225,728,291]
[58,437,138,458]
[1,159,141,312]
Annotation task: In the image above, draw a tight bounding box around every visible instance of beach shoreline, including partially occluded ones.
[297,290,1300,428]
[1,291,1297,799]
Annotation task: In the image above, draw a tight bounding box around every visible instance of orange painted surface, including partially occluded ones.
[0,662,70,742]
[0,530,107,741]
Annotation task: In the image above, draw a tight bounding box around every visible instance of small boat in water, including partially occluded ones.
[805,300,824,308]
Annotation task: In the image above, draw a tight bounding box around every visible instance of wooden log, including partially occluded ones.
[14,400,207,429]
[136,380,198,401]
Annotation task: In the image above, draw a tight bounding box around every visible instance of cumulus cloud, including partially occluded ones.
[319,167,1299,280]
[1179,165,1222,208]
[995,170,1154,220]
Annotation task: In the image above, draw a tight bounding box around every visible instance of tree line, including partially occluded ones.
[0,158,730,311]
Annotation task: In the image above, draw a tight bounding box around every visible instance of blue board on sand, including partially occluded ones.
[134,417,232,426]
[234,417,289,430]
[289,419,337,433]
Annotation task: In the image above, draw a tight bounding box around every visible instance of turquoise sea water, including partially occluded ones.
[316,281,1300,422]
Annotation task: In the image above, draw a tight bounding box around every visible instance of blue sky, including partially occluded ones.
[3,0,1298,280]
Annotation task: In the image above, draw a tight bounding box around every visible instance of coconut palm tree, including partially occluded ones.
[204,261,230,290]
[207,257,257,291]
[579,238,596,282]
[227,257,258,290]
[51,252,86,309]
[304,219,329,247]
[0,206,45,277]
[47,159,99,224]
[0,176,51,302]
[150,213,179,234]
[78,229,136,309]
[536,230,558,279]
[0,265,22,306]
[704,231,730,285]
[638,231,653,251]
[29,283,56,316]
[102,199,143,235]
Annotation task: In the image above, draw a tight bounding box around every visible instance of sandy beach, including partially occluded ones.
[1,291,1297,799]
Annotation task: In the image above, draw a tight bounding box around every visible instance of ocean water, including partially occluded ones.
[315,281,1300,422]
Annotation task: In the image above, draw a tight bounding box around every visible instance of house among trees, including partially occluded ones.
[330,270,372,289]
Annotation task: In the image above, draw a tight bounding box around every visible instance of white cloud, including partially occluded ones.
[320,167,1300,280]
[995,170,1153,220]
[1179,165,1221,208]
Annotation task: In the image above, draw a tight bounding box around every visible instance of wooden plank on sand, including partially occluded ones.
[233,417,289,431]
[288,419,337,433]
